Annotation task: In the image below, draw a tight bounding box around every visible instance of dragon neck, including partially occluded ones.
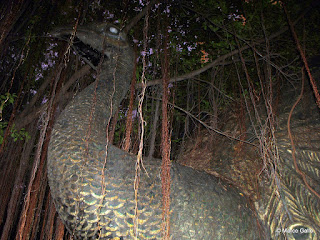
[90,50,134,134]
[49,23,134,148]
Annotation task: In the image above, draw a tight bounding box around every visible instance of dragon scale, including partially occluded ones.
[47,23,261,239]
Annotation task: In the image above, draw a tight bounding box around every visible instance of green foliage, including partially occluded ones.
[1,0,319,155]
[0,121,8,144]
[10,126,30,143]
[0,92,16,105]
[0,93,30,144]
[0,92,17,119]
[0,122,31,144]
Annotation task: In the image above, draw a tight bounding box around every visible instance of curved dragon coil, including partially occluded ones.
[47,23,263,239]
[254,83,320,240]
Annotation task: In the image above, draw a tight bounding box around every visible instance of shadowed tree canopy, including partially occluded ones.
[0,0,320,239]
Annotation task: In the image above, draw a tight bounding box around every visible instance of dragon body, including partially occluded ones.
[47,23,261,239]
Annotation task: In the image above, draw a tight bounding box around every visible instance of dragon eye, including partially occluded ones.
[109,26,119,34]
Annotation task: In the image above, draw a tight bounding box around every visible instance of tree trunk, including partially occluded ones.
[0,123,37,240]
[123,50,137,152]
[107,109,119,145]
[148,90,161,158]
[0,0,27,54]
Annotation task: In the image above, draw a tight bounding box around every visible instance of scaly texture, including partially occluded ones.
[47,23,263,239]
[255,85,320,240]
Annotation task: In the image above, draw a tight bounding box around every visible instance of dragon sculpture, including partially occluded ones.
[254,82,320,240]
[48,22,320,239]
[47,23,262,239]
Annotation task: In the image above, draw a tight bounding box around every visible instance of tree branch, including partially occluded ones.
[136,4,310,89]
[147,96,258,147]
[15,65,91,130]
[123,0,158,33]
